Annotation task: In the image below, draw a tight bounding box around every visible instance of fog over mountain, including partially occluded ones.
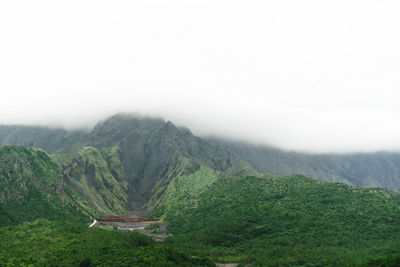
[1,0,400,152]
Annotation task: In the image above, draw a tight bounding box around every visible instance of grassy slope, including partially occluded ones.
[160,175,400,266]
[147,158,221,218]
[0,219,214,266]
[0,146,90,226]
[146,155,260,217]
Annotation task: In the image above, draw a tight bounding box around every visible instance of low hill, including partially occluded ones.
[158,175,400,266]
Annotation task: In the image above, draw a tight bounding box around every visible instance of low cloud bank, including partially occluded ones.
[1,0,400,153]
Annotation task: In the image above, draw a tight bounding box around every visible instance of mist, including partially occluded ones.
[1,0,400,153]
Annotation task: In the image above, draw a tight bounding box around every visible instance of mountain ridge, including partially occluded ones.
[2,113,400,192]
[0,114,254,216]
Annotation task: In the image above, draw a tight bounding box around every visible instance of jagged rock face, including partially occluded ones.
[87,115,165,148]
[115,119,239,209]
[57,147,129,215]
[65,114,240,209]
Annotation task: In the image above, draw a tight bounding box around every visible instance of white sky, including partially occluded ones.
[1,0,400,152]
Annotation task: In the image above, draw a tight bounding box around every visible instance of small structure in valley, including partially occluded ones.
[94,216,169,242]
[97,216,161,223]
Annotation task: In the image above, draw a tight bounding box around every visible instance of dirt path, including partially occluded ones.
[89,219,97,228]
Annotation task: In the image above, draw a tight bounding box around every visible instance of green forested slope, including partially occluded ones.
[146,157,221,218]
[160,175,400,266]
[0,145,132,226]
[0,219,214,266]
[54,146,129,216]
[0,146,91,226]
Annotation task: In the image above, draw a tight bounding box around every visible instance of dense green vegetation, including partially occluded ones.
[356,253,400,266]
[0,219,214,266]
[160,175,400,266]
[147,158,220,218]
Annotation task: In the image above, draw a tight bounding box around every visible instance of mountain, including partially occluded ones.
[0,114,400,195]
[3,114,400,193]
[0,125,87,153]
[3,112,400,210]
[0,114,254,217]
[214,139,400,191]
[3,114,400,265]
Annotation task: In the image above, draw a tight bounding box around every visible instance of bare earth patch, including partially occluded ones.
[94,220,170,242]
